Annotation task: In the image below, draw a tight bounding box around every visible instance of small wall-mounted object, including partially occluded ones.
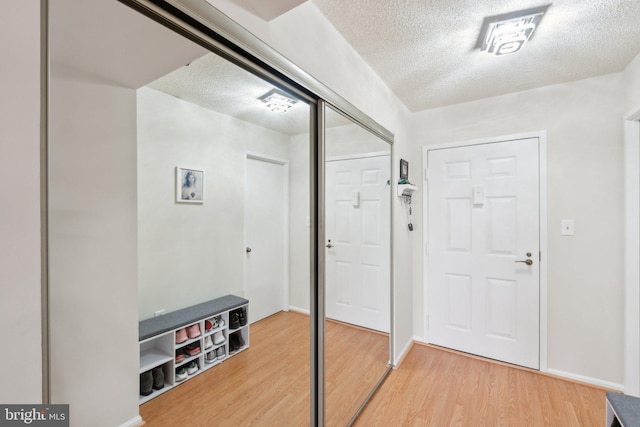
[472,185,485,206]
[397,184,418,198]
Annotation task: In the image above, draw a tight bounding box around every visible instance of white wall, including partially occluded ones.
[411,73,626,387]
[137,87,295,319]
[46,1,206,426]
[0,0,43,404]
[48,61,140,426]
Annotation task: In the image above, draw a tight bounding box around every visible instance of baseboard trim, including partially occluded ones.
[546,368,624,392]
[288,306,310,315]
[119,415,144,427]
[392,337,415,369]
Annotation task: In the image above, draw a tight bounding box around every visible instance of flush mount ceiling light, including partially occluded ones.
[476,5,550,56]
[258,89,298,113]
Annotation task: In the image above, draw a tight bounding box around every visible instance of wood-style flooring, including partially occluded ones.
[140,311,389,426]
[356,344,606,426]
[140,311,607,426]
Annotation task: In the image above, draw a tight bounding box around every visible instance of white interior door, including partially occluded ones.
[245,155,286,323]
[426,138,540,369]
[325,155,390,333]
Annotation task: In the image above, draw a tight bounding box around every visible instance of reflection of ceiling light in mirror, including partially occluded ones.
[477,5,550,56]
[258,89,298,113]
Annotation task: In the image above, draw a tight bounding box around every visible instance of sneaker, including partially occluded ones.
[205,351,216,364]
[185,342,201,356]
[213,331,225,345]
[216,346,225,360]
[187,323,201,339]
[140,370,153,396]
[186,361,198,375]
[205,319,213,332]
[204,335,213,350]
[175,348,185,363]
[152,366,165,390]
[217,316,225,328]
[175,328,188,344]
[175,367,187,382]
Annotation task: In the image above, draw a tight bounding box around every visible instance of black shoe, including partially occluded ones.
[238,308,247,327]
[140,371,153,396]
[152,366,165,390]
[228,334,238,355]
[235,332,245,348]
[229,312,240,329]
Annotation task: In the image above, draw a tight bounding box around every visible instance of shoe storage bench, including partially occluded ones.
[138,294,249,404]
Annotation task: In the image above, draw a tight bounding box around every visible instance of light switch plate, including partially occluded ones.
[561,219,574,236]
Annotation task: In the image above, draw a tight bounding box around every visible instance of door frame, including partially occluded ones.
[422,130,548,371]
[244,151,290,315]
[624,106,640,396]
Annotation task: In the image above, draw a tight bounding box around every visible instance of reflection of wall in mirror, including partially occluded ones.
[138,87,298,320]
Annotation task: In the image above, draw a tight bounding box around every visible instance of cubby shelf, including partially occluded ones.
[138,295,249,404]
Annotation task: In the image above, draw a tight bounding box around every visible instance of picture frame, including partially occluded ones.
[176,166,204,203]
[400,159,409,180]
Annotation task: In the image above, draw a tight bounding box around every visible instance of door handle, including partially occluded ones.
[246,247,252,253]
[326,239,333,249]
[515,259,533,265]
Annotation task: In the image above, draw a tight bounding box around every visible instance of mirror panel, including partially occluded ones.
[49,2,313,423]
[324,104,392,425]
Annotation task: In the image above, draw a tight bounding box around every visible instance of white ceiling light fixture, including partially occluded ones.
[258,89,298,113]
[477,5,551,56]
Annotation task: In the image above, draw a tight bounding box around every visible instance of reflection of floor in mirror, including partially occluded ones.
[139,310,389,427]
[355,343,607,426]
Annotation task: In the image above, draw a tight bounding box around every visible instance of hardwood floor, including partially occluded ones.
[140,312,606,426]
[355,343,607,427]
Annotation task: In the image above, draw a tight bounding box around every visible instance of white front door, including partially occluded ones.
[426,138,540,368]
[245,155,286,323]
[325,155,390,333]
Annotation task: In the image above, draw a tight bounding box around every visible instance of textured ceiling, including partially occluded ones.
[310,0,640,111]
[148,54,314,135]
[149,0,640,133]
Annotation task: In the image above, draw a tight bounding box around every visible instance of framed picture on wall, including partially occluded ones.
[176,166,204,203]
[400,159,409,180]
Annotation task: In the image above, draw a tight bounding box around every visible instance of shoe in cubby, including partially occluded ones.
[152,366,165,390]
[187,323,201,339]
[238,308,247,327]
[216,346,225,360]
[175,348,185,363]
[175,328,188,344]
[204,335,213,350]
[213,331,225,345]
[175,367,187,382]
[205,350,216,364]
[186,361,199,375]
[229,312,240,330]
[140,370,153,396]
[184,341,201,357]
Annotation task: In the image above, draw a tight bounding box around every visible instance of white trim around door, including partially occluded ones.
[421,130,548,371]
[624,106,640,396]
[244,152,290,316]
